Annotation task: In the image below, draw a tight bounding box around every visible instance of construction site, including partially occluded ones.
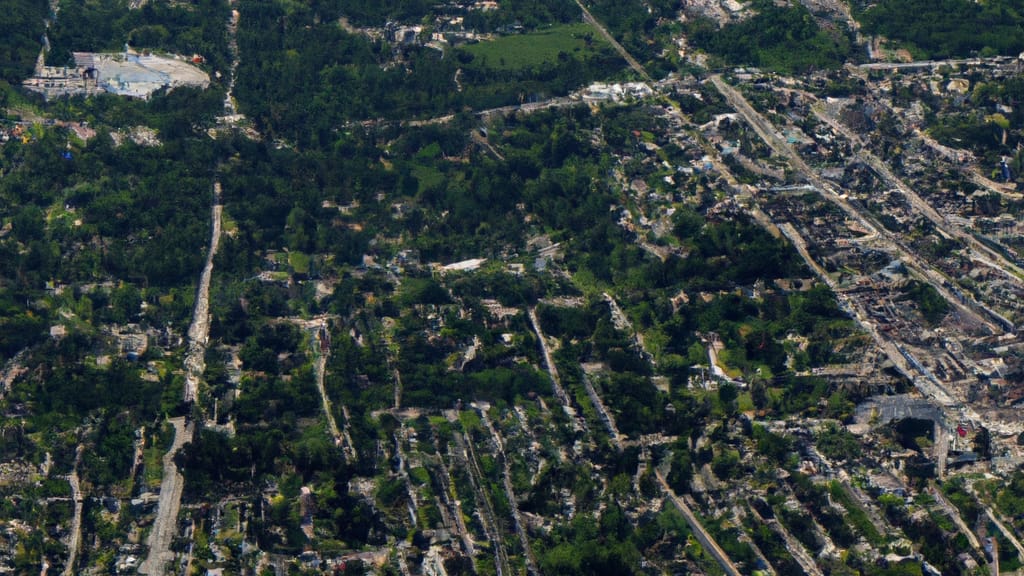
[22,50,209,100]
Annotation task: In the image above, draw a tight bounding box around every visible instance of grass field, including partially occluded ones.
[143,447,163,490]
[412,164,444,194]
[459,23,608,70]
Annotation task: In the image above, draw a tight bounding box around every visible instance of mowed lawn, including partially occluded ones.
[459,23,609,70]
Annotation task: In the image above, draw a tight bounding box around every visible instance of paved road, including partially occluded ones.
[402,94,579,128]
[573,0,652,83]
[839,480,890,533]
[579,370,621,448]
[966,480,1024,560]
[712,75,997,382]
[963,165,1023,199]
[813,103,1024,284]
[139,417,192,576]
[655,470,742,576]
[375,319,406,411]
[527,307,570,408]
[707,76,992,468]
[471,131,505,161]
[771,518,825,576]
[784,220,962,414]
[433,450,478,570]
[310,322,342,442]
[929,482,983,553]
[301,317,359,462]
[224,7,240,116]
[139,188,220,575]
[448,414,511,576]
[183,184,222,404]
[479,408,539,576]
[61,445,83,576]
[777,223,837,290]
[709,76,877,238]
[935,423,950,479]
[857,57,1006,71]
[746,498,824,576]
[983,504,1024,559]
[603,292,651,361]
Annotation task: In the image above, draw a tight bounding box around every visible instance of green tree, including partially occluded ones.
[974,426,992,459]
[110,284,142,324]
[718,381,738,414]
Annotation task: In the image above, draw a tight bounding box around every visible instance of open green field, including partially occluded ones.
[459,23,608,70]
[412,164,444,194]
[143,447,163,490]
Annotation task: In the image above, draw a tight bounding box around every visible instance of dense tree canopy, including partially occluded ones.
[0,0,48,82]
[856,0,1024,59]
[686,0,855,73]
[46,0,231,72]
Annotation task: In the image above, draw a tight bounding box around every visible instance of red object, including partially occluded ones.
[957,425,967,437]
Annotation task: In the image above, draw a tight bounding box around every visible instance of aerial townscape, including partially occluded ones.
[5,0,1024,574]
